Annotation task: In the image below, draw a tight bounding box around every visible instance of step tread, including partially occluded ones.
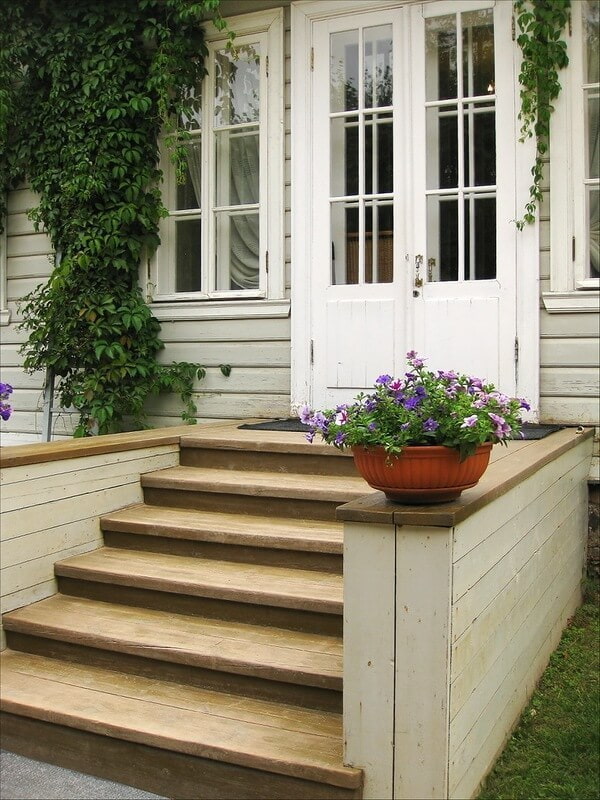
[0,650,361,789]
[141,466,369,502]
[55,548,343,614]
[101,505,344,554]
[4,595,342,689]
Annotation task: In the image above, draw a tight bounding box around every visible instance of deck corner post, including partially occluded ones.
[343,517,453,800]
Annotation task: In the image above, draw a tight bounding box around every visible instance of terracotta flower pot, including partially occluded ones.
[352,443,493,504]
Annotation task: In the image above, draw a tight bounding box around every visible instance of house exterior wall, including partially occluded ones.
[0,1,597,446]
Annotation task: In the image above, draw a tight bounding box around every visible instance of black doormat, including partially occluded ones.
[514,422,564,440]
[238,420,565,438]
[238,418,309,433]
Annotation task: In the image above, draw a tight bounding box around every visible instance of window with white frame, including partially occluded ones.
[150,9,284,305]
[0,224,10,326]
[548,0,599,309]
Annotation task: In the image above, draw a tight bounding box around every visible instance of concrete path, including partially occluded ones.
[0,751,166,800]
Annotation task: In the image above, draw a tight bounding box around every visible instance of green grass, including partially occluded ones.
[478,580,600,800]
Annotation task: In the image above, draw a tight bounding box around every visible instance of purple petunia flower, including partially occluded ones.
[403,396,420,410]
[519,398,531,411]
[423,417,439,432]
[488,412,512,438]
[364,397,377,411]
[375,374,392,385]
[335,409,349,425]
[368,422,377,431]
[460,415,478,428]
[298,404,313,424]
[334,431,347,446]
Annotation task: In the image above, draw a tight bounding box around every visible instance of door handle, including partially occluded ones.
[414,254,423,288]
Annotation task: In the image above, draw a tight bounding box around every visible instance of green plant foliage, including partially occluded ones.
[514,0,571,229]
[0,0,232,435]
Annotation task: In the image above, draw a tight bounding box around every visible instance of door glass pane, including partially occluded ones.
[215,44,260,126]
[427,196,458,281]
[215,127,259,205]
[584,0,599,83]
[176,139,202,210]
[588,89,599,180]
[365,113,393,194]
[331,116,359,197]
[331,31,359,112]
[471,105,496,185]
[365,203,393,283]
[462,9,494,97]
[465,196,496,279]
[175,218,202,292]
[215,211,259,290]
[331,203,359,285]
[427,106,458,189]
[364,25,393,108]
[425,16,457,101]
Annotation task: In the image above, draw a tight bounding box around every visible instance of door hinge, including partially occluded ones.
[514,336,519,365]
[512,14,516,41]
[310,339,314,365]
[310,48,314,71]
[266,55,269,77]
[572,236,576,261]
[265,250,269,273]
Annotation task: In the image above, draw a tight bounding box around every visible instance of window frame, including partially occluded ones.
[546,0,599,313]
[149,7,286,317]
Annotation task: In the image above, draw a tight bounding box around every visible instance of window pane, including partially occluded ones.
[365,203,393,283]
[215,211,259,290]
[175,218,202,292]
[331,117,359,197]
[176,139,202,210]
[331,203,359,285]
[331,31,359,112]
[462,9,494,97]
[589,187,599,278]
[181,85,202,131]
[215,44,260,126]
[364,25,393,108]
[427,196,458,281]
[471,105,496,185]
[215,127,259,206]
[426,16,457,102]
[465,196,496,279]
[365,113,393,194]
[587,89,599,180]
[427,106,458,189]
[584,0,599,84]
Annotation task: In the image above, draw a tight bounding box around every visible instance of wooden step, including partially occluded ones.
[141,466,370,520]
[179,428,358,478]
[0,650,362,798]
[54,547,343,635]
[3,595,342,692]
[179,442,359,477]
[100,505,343,573]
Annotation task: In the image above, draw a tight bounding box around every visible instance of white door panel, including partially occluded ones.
[307,1,518,410]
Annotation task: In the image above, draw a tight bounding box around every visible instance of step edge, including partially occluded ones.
[0,696,361,789]
[54,562,344,615]
[2,619,343,691]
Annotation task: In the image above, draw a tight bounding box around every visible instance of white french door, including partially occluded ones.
[302,0,520,410]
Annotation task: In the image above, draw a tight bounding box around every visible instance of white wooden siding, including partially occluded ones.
[0,442,180,648]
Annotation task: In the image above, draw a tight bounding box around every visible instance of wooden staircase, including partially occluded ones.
[0,429,370,799]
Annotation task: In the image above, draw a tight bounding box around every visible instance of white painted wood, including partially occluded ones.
[540,337,600,365]
[145,392,291,419]
[450,487,586,721]
[0,579,56,649]
[449,552,584,798]
[540,366,599,396]
[155,340,291,366]
[6,188,39,215]
[540,396,600,425]
[6,233,52,258]
[343,521,396,800]
[452,457,590,602]
[452,442,590,563]
[394,525,452,800]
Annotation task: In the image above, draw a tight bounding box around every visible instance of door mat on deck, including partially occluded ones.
[239,420,565,438]
[514,423,564,440]
[238,419,309,433]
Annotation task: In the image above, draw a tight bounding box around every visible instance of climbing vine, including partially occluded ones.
[514,0,571,228]
[0,0,232,436]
